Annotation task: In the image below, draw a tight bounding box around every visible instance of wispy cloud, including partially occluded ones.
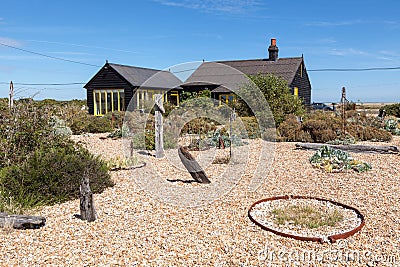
[26,39,141,54]
[306,19,363,27]
[328,48,369,56]
[191,32,223,40]
[376,50,400,62]
[317,37,337,44]
[0,36,22,47]
[48,51,94,56]
[154,0,264,14]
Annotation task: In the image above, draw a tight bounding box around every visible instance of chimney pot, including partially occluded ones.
[268,38,279,61]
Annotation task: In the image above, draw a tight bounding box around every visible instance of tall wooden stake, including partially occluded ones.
[155,94,165,158]
[229,108,236,158]
[341,87,346,136]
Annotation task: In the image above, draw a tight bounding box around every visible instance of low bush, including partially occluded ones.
[381,103,400,118]
[278,111,393,143]
[69,113,114,134]
[0,100,114,213]
[0,141,112,208]
[180,117,218,135]
[277,115,312,142]
[236,116,261,139]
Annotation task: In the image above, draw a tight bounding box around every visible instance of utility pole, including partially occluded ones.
[9,81,14,109]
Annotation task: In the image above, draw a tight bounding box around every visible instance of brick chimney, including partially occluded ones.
[268,38,279,61]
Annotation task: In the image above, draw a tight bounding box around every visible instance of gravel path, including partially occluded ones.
[1,134,399,266]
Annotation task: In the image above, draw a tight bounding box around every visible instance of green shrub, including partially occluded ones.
[381,103,400,118]
[0,100,114,213]
[69,113,114,134]
[278,110,393,143]
[0,142,112,208]
[242,73,306,126]
[180,117,218,135]
[302,119,337,143]
[277,115,312,142]
[236,116,261,139]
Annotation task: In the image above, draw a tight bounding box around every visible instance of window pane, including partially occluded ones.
[94,91,100,115]
[221,95,227,103]
[119,91,125,111]
[107,92,112,113]
[113,92,119,111]
[101,92,106,114]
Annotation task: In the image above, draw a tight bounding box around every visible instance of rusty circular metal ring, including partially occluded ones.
[248,195,365,243]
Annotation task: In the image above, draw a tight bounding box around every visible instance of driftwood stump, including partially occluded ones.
[295,143,399,154]
[80,174,96,222]
[178,146,211,184]
[0,213,46,229]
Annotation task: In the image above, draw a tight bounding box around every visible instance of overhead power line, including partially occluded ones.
[0,82,85,86]
[308,66,400,72]
[0,41,101,67]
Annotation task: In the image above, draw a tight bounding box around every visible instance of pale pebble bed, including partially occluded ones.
[0,134,399,266]
[249,198,362,241]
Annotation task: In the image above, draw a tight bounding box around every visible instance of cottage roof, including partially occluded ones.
[84,63,182,89]
[217,57,303,85]
[185,57,303,89]
[109,63,182,89]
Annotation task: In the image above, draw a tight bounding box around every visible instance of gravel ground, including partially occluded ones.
[1,134,400,267]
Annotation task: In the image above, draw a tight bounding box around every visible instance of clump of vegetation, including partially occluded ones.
[212,153,231,164]
[125,112,177,150]
[238,73,306,126]
[384,118,400,135]
[0,99,113,213]
[278,111,393,143]
[272,204,343,229]
[106,156,140,170]
[381,103,400,118]
[49,116,73,137]
[310,145,372,173]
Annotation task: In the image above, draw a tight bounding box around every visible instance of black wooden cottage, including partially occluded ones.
[182,38,311,106]
[84,38,311,115]
[84,63,182,115]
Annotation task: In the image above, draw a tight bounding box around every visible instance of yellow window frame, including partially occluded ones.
[294,87,299,97]
[219,94,236,106]
[93,89,124,116]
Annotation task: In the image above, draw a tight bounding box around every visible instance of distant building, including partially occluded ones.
[183,38,311,106]
[84,38,311,115]
[84,62,181,116]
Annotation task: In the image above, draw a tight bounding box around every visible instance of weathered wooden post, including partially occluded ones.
[9,81,14,109]
[80,172,96,222]
[229,108,236,158]
[155,94,165,158]
[341,87,347,136]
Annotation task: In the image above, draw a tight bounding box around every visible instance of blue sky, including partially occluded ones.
[0,0,399,102]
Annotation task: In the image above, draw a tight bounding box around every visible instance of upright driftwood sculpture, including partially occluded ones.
[155,94,165,158]
[80,174,96,222]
